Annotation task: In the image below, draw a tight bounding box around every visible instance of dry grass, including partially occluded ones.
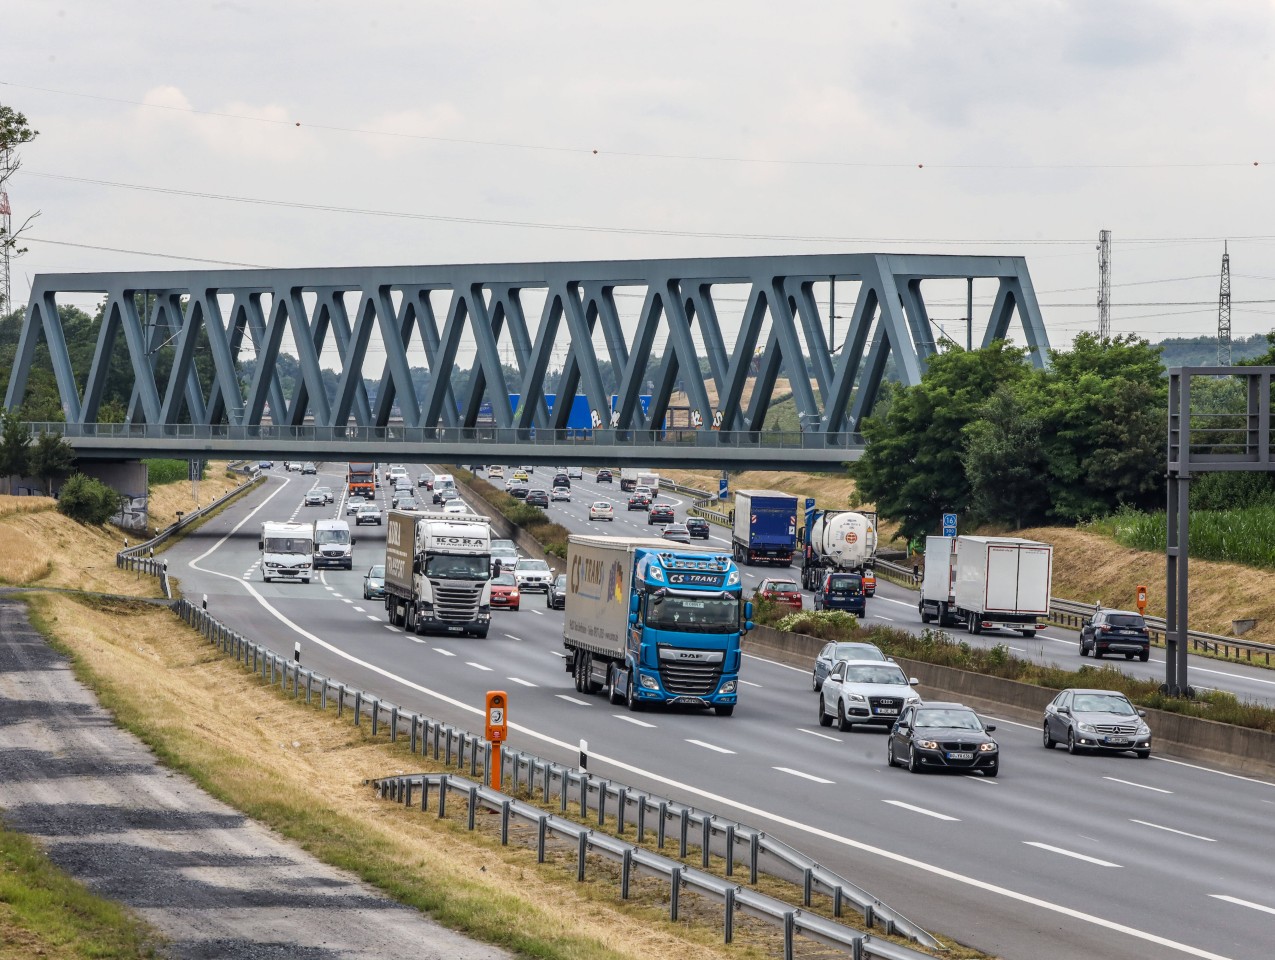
[144,462,245,533]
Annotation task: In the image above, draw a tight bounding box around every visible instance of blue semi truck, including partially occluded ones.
[731,490,799,566]
[562,535,752,716]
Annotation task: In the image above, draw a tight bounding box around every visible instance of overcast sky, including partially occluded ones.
[5,0,1275,365]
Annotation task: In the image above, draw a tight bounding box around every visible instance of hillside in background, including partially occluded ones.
[1154,332,1269,368]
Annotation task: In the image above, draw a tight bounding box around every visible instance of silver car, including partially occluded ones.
[1043,688,1152,758]
[513,557,554,592]
[811,641,888,691]
[818,660,920,731]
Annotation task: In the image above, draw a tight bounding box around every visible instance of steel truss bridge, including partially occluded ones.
[4,253,1049,467]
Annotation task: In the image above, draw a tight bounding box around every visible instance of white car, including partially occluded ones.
[513,557,554,592]
[818,660,921,732]
[488,465,505,479]
[355,503,383,525]
[490,545,519,574]
[551,486,571,502]
[589,501,614,521]
[443,500,468,514]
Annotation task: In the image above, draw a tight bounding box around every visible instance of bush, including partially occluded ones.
[57,473,122,525]
[453,468,572,558]
[144,459,195,486]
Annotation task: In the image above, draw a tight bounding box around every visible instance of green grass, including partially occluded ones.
[142,459,198,487]
[0,823,164,959]
[1088,504,1275,569]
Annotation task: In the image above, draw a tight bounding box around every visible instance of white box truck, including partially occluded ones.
[259,521,314,583]
[384,509,493,637]
[919,535,1053,637]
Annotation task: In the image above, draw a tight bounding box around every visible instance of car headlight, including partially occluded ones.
[510,590,520,598]
[639,673,660,690]
[905,695,921,704]
[846,693,867,702]
[719,680,737,694]
[1077,723,1096,734]
[979,742,998,752]
[1136,724,1151,736]
[916,739,939,750]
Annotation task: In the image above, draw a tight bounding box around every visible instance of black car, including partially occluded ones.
[596,469,613,483]
[510,485,529,500]
[552,473,570,490]
[1043,688,1152,758]
[525,488,549,508]
[301,462,317,475]
[547,573,567,610]
[648,504,675,525]
[886,702,999,777]
[1080,609,1151,661]
[627,493,651,511]
[685,517,710,539]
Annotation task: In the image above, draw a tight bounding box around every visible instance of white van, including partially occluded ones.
[259,521,314,583]
[314,518,355,570]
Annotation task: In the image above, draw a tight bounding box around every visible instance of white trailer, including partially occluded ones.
[919,535,1053,637]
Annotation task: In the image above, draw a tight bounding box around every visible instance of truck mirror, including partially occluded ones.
[744,601,754,619]
[630,594,640,613]
[257,540,263,550]
[629,612,638,625]
[351,537,357,545]
[492,559,502,575]
[745,619,754,632]
[412,558,421,575]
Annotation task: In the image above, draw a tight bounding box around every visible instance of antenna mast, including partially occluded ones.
[1097,228,1112,340]
[1218,240,1232,366]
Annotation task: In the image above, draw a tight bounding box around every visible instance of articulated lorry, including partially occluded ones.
[384,509,493,637]
[259,521,314,583]
[799,510,878,590]
[562,535,752,716]
[919,535,1053,637]
[731,490,799,566]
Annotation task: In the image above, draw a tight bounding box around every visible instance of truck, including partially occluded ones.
[919,535,1053,637]
[259,521,314,583]
[799,510,878,590]
[619,468,658,492]
[732,490,799,566]
[562,535,752,716]
[313,518,355,570]
[346,461,377,499]
[383,510,493,637]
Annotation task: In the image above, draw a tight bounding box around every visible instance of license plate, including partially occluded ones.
[946,752,974,760]
[1106,738,1129,745]
[671,696,707,706]
[874,707,898,715]
[447,626,463,633]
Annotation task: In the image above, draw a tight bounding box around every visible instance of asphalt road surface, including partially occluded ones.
[162,463,1275,960]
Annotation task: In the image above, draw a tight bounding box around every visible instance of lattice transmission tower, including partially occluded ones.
[1097,228,1111,340]
[1218,240,1232,365]
[0,143,13,316]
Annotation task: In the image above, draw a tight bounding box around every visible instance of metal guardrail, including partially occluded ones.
[167,597,939,956]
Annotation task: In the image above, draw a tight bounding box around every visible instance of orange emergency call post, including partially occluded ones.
[1136,585,1148,615]
[485,690,508,788]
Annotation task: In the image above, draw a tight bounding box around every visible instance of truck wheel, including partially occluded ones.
[404,604,415,633]
[608,666,624,705]
[625,674,644,712]
[919,603,933,624]
[1021,628,1035,638]
[573,653,587,693]
[714,704,735,716]
[968,614,982,635]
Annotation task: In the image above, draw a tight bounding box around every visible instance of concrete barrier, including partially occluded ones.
[744,624,1275,778]
[454,475,558,570]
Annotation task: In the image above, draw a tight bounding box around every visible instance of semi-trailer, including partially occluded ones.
[919,535,1053,637]
[731,490,799,566]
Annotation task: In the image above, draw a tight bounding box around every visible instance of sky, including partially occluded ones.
[4,0,1275,372]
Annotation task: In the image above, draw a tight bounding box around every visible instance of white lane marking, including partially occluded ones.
[615,715,656,728]
[1039,634,1074,643]
[366,615,380,621]
[434,648,456,657]
[798,728,841,743]
[1210,895,1275,916]
[686,739,735,754]
[342,599,353,604]
[1130,820,1215,841]
[1153,756,1275,787]
[982,715,1038,730]
[742,652,807,674]
[739,679,762,688]
[773,767,834,784]
[876,596,915,608]
[353,606,365,613]
[531,609,544,616]
[466,661,493,672]
[1104,777,1172,795]
[883,800,960,822]
[556,694,591,706]
[507,677,537,687]
[384,625,400,633]
[962,774,999,784]
[1023,842,1121,867]
[324,585,335,591]
[1008,646,1027,653]
[187,498,1241,960]
[331,593,343,598]
[876,615,895,622]
[504,633,523,641]
[550,650,567,659]
[409,637,426,643]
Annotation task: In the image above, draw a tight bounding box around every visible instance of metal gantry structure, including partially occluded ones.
[4,253,1050,465]
[1217,241,1232,366]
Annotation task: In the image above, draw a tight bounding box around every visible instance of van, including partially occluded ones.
[314,518,356,570]
[431,473,457,504]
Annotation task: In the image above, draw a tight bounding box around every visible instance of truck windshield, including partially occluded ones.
[315,529,350,545]
[645,594,739,633]
[424,554,491,581]
[264,537,313,554]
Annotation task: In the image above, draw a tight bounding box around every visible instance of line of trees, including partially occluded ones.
[0,410,76,494]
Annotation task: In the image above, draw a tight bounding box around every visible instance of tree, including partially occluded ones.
[0,410,31,492]
[56,473,122,525]
[852,341,1030,541]
[962,385,1050,528]
[28,430,75,495]
[1,104,40,311]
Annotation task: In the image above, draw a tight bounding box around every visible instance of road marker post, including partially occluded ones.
[485,691,508,788]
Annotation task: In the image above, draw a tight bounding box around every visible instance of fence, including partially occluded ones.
[168,597,939,958]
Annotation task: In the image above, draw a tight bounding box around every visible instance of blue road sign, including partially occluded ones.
[719,477,729,500]
[942,512,957,537]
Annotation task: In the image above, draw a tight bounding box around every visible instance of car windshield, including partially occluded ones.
[491,547,518,559]
[914,708,983,730]
[831,643,885,661]
[491,540,514,551]
[1072,694,1137,715]
[593,502,609,509]
[644,594,740,633]
[1107,615,1146,629]
[358,505,378,513]
[842,664,908,685]
[315,529,350,545]
[518,560,550,573]
[423,554,490,580]
[554,575,566,589]
[492,573,516,586]
[766,581,798,592]
[367,565,384,579]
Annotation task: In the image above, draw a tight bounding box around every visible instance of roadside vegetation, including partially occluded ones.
[455,467,572,558]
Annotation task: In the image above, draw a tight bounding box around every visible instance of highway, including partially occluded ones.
[163,463,1275,960]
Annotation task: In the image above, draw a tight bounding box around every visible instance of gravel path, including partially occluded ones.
[0,600,513,960]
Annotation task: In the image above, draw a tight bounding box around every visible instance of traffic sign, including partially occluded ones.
[718,477,729,500]
[942,512,957,537]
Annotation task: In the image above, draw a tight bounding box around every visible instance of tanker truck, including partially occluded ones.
[800,510,878,591]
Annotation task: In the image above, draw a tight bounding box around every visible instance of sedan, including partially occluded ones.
[755,577,802,611]
[490,545,519,575]
[886,702,999,776]
[589,501,615,521]
[596,469,613,483]
[647,504,675,525]
[627,493,650,511]
[301,462,317,475]
[509,485,530,500]
[304,489,326,507]
[345,494,369,515]
[396,497,421,511]
[363,564,386,600]
[443,501,467,514]
[661,523,692,544]
[525,489,549,508]
[819,659,921,731]
[685,517,710,539]
[547,573,567,610]
[551,486,571,502]
[1043,688,1152,758]
[489,573,521,611]
[417,473,432,488]
[811,641,888,691]
[315,486,334,504]
[355,504,383,525]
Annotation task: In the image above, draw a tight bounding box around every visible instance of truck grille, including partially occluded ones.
[659,661,722,696]
[431,581,481,622]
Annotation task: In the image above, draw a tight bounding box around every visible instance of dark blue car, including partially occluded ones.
[813,572,867,615]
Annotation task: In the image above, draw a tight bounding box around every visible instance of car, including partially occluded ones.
[1043,688,1152,758]
[509,485,529,500]
[589,501,615,521]
[648,504,675,525]
[283,461,299,472]
[551,486,571,502]
[596,469,613,483]
[521,465,535,474]
[490,545,519,575]
[391,489,417,509]
[315,486,334,504]
[862,569,876,597]
[304,489,325,507]
[435,487,460,505]
[512,470,530,484]
[491,538,517,553]
[417,473,432,488]
[387,465,408,484]
[363,564,386,600]
[301,462,317,475]
[487,465,505,479]
[257,460,274,470]
[627,492,650,511]
[400,496,423,511]
[813,572,866,614]
[633,485,653,500]
[568,466,583,479]
[525,488,550,508]
[514,557,554,592]
[547,573,567,610]
[662,523,691,543]
[489,572,521,611]
[811,641,888,690]
[443,500,468,514]
[819,659,922,731]
[755,577,802,611]
[552,473,571,490]
[1080,609,1151,661]
[355,503,382,525]
[685,517,710,539]
[345,494,369,515]
[886,701,999,776]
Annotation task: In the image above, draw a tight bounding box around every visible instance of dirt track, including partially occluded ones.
[0,599,511,960]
